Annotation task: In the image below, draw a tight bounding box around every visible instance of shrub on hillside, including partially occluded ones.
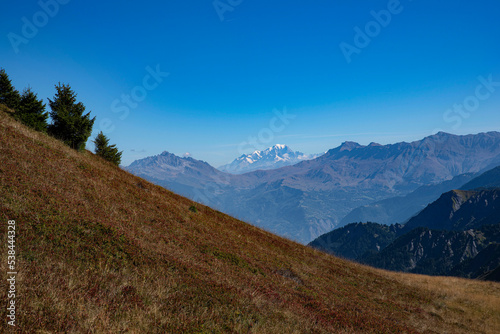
[48,83,95,151]
[16,87,48,132]
[0,68,21,111]
[93,131,122,166]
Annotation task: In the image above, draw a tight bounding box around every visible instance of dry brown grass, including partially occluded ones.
[0,108,499,333]
[385,271,500,334]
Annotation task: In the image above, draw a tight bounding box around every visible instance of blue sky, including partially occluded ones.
[2,0,500,167]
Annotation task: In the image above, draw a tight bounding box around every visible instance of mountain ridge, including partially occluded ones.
[218,144,321,174]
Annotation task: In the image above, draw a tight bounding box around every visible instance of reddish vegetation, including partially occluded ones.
[1,109,499,333]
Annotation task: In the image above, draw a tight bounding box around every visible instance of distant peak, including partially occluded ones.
[263,144,289,153]
[427,131,452,139]
[159,151,192,160]
[253,144,291,155]
[218,144,315,173]
[339,141,362,151]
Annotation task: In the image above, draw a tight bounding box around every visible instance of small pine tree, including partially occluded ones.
[17,87,48,132]
[0,68,21,111]
[93,131,122,166]
[48,83,95,151]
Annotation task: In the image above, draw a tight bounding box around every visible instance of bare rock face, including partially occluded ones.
[402,188,500,232]
[310,187,500,280]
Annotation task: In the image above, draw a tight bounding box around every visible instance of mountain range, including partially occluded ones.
[127,131,500,243]
[218,144,321,174]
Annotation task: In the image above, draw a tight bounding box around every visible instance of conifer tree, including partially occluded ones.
[0,68,21,111]
[93,131,122,166]
[17,87,48,132]
[48,83,95,151]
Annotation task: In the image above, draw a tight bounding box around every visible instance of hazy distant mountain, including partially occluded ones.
[342,164,500,227]
[218,144,321,174]
[461,165,500,190]
[125,151,232,206]
[127,151,225,185]
[340,173,476,226]
[127,132,500,243]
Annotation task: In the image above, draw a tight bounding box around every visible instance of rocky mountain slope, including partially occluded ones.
[402,188,500,233]
[310,183,500,280]
[361,224,500,278]
[308,222,402,260]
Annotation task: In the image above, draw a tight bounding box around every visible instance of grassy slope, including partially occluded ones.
[0,109,499,333]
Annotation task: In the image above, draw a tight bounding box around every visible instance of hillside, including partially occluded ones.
[1,109,500,333]
[128,132,500,243]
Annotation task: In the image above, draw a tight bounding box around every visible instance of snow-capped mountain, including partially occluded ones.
[218,144,321,174]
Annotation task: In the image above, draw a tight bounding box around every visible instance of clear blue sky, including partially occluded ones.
[2,0,500,167]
